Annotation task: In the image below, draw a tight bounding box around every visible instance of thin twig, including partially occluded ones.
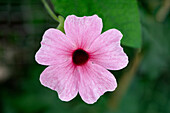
[156,0,170,22]
[108,50,143,111]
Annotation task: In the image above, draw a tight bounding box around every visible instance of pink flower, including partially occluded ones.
[35,15,128,104]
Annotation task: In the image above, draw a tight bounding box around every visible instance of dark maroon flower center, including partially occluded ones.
[72,49,89,65]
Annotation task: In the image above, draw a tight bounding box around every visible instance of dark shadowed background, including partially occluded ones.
[0,0,170,113]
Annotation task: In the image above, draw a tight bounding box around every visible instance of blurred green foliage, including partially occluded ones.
[0,0,170,113]
[52,0,142,48]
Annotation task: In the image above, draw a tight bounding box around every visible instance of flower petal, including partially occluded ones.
[64,15,103,49]
[89,29,128,70]
[35,28,74,66]
[40,60,79,101]
[78,62,117,104]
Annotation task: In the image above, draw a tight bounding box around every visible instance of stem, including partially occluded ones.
[41,0,65,32]
[42,0,59,22]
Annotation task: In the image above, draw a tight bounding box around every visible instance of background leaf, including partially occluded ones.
[51,0,142,48]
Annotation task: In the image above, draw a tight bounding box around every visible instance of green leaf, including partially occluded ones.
[51,0,141,48]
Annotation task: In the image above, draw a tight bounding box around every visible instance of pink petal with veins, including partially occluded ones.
[89,29,128,70]
[78,62,117,104]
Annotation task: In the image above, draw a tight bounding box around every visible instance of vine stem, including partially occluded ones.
[42,0,59,22]
[41,0,65,32]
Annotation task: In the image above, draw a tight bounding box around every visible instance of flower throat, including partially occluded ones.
[72,49,89,65]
